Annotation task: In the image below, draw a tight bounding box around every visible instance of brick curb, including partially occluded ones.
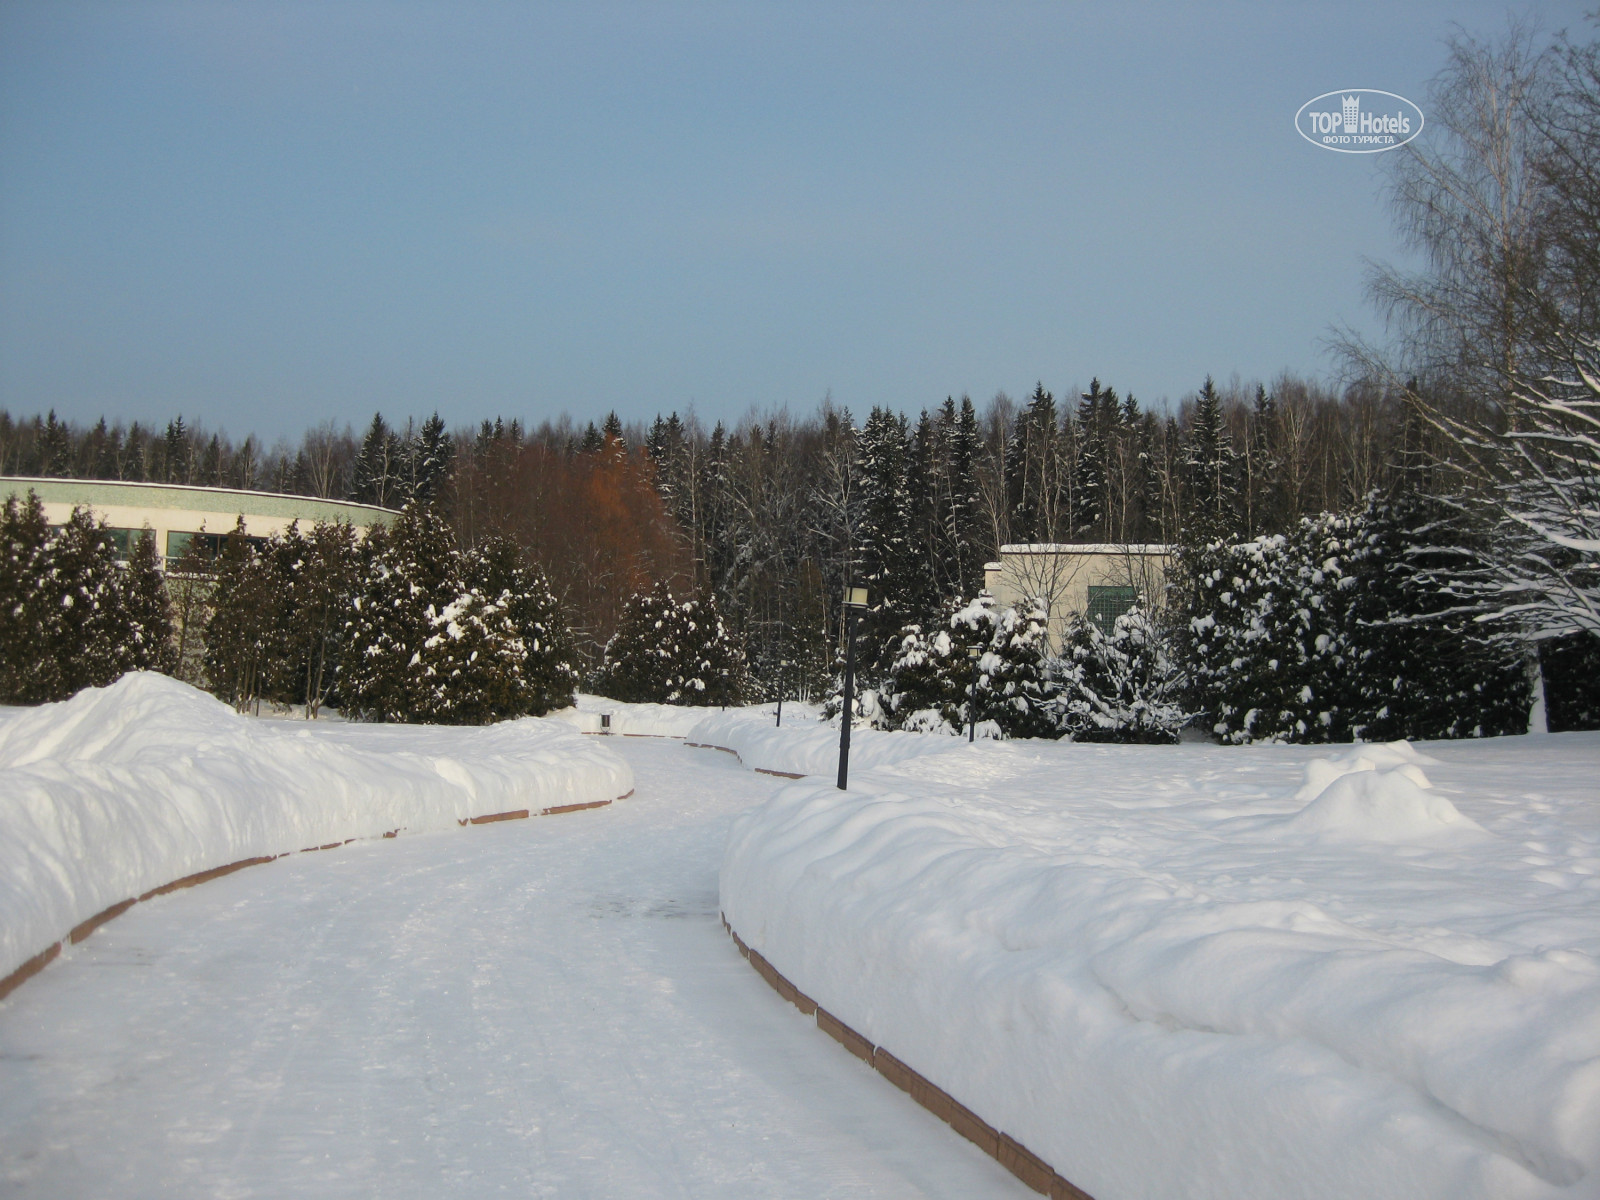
[0,788,629,1004]
[721,918,1094,1199]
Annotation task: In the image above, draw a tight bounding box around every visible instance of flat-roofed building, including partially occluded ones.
[1,477,399,565]
[984,543,1173,648]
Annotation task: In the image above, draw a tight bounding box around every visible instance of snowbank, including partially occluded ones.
[1,673,633,983]
[721,733,1600,1200]
[548,693,729,738]
[687,708,970,777]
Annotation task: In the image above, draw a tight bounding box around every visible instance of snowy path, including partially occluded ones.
[0,738,1033,1198]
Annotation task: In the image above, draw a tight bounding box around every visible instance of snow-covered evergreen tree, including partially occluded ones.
[1356,494,1530,740]
[1184,512,1367,743]
[119,529,176,677]
[881,594,995,733]
[340,504,459,721]
[468,535,578,715]
[980,596,1061,739]
[204,519,286,712]
[854,406,913,672]
[594,582,746,705]
[411,588,528,725]
[0,492,61,703]
[1058,605,1186,743]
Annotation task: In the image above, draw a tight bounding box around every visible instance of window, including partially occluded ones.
[164,530,264,562]
[1086,585,1136,634]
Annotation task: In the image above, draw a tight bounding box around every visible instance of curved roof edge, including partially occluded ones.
[1,476,401,524]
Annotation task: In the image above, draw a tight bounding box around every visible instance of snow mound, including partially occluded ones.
[548,694,723,738]
[1,673,633,982]
[1291,740,1441,802]
[1286,765,1487,842]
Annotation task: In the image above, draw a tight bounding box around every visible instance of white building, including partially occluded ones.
[983,543,1173,648]
[1,477,398,565]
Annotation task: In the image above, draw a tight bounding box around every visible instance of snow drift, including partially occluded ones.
[687,708,971,777]
[0,673,633,983]
[549,693,721,738]
[721,733,1600,1200]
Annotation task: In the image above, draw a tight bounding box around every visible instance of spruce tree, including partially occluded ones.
[468,535,579,715]
[979,597,1061,739]
[0,492,60,702]
[1181,377,1239,548]
[119,529,176,676]
[1059,606,1186,743]
[341,504,459,721]
[854,406,913,672]
[47,507,135,695]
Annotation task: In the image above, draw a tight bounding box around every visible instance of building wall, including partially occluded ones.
[984,543,1172,648]
[1,477,398,564]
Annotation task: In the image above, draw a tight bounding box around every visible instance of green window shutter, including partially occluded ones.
[1086,585,1136,633]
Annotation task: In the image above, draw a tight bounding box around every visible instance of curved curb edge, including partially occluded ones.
[721,912,1095,1200]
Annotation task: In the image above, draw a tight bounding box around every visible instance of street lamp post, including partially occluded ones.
[967,643,983,743]
[837,587,868,790]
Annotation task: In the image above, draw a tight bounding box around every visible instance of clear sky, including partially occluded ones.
[0,0,1583,445]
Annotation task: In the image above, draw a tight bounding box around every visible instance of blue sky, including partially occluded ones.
[0,1,1582,444]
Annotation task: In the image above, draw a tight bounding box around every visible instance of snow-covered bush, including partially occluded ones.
[593,582,746,706]
[1058,605,1186,743]
[1183,512,1367,743]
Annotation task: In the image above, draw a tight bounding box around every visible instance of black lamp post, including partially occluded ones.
[775,659,789,727]
[837,586,868,790]
[967,643,983,743]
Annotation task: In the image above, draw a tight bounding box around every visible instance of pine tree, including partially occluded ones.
[594,582,681,703]
[882,594,996,733]
[351,414,401,507]
[1182,512,1368,743]
[1005,384,1064,542]
[340,503,459,721]
[410,413,455,506]
[854,406,913,672]
[412,587,528,725]
[1356,494,1530,739]
[1181,377,1238,548]
[118,529,176,676]
[0,492,60,702]
[1058,606,1186,743]
[979,597,1061,739]
[203,519,285,711]
[468,535,579,715]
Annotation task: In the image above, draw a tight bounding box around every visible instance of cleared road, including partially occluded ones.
[0,738,1033,1198]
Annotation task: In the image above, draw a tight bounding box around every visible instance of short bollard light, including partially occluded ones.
[600,713,611,733]
[837,587,869,790]
[966,644,983,743]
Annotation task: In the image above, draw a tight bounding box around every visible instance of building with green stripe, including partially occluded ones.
[1,477,398,563]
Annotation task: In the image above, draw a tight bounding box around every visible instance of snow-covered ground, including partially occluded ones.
[721,731,1600,1200]
[6,679,1598,1198]
[0,674,633,983]
[0,736,1035,1199]
[687,706,974,776]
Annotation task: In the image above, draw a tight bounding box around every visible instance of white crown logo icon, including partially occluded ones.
[1342,94,1360,132]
